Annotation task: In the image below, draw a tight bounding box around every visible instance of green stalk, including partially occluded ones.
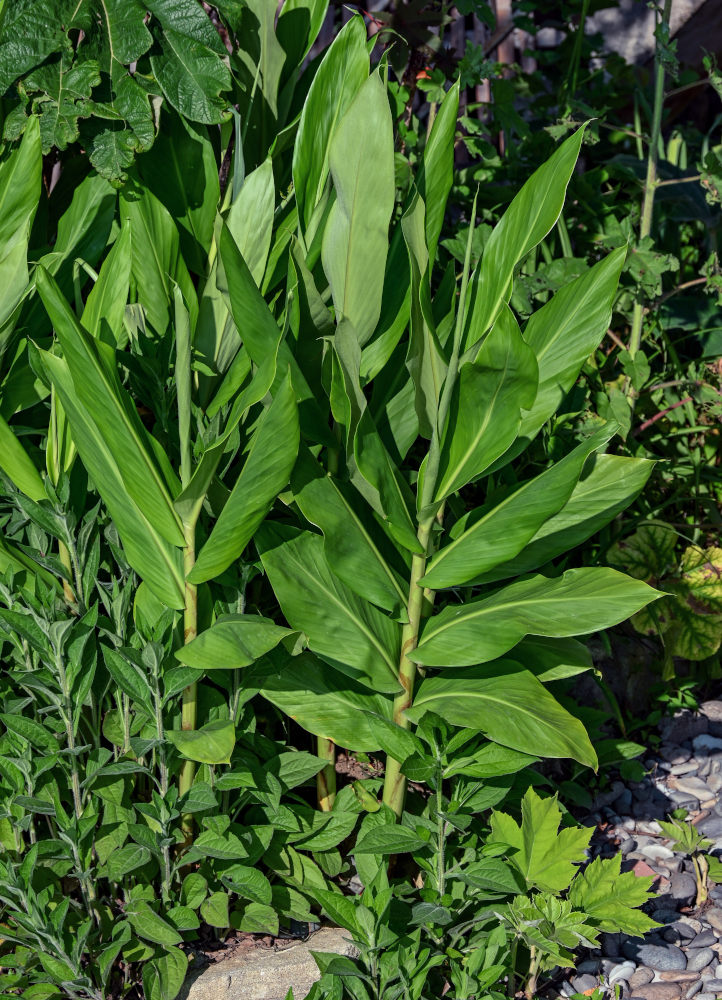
[383,199,478,817]
[316,737,337,811]
[627,0,673,390]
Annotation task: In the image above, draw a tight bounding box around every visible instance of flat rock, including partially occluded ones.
[629,967,655,989]
[670,872,698,902]
[629,984,681,1000]
[693,735,722,754]
[704,907,722,934]
[671,776,714,800]
[179,929,357,1000]
[608,961,636,984]
[690,930,717,948]
[571,973,599,992]
[622,942,686,971]
[698,979,722,991]
[700,701,722,723]
[685,947,716,972]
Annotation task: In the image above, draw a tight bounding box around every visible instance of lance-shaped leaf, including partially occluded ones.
[422,423,616,589]
[412,567,663,667]
[36,267,185,548]
[176,615,295,670]
[226,157,275,285]
[189,372,299,583]
[81,216,132,346]
[418,79,459,267]
[407,664,597,768]
[0,116,41,329]
[491,247,626,472]
[322,70,395,347]
[402,193,446,439]
[166,720,236,765]
[257,524,401,693]
[464,125,587,350]
[292,447,408,614]
[477,454,654,585]
[293,15,368,231]
[0,413,44,501]
[434,307,538,501]
[40,351,185,609]
[507,636,594,683]
[257,651,392,752]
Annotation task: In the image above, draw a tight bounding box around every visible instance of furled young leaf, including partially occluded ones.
[423,423,616,588]
[418,79,459,267]
[257,525,401,693]
[166,719,236,765]
[40,351,185,608]
[567,855,659,935]
[36,266,185,548]
[434,307,538,501]
[293,15,368,231]
[119,182,197,336]
[322,70,395,347]
[189,372,299,583]
[490,786,592,892]
[464,125,587,350]
[258,651,393,752]
[176,615,294,670]
[407,664,597,767]
[478,455,654,584]
[413,567,661,666]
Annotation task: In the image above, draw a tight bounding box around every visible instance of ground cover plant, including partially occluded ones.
[0,1,719,999]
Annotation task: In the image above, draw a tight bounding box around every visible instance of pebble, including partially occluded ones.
[674,776,715,800]
[642,844,676,862]
[696,994,717,1000]
[707,773,722,794]
[658,971,700,983]
[575,959,600,974]
[698,817,722,840]
[684,985,703,1000]
[670,872,698,903]
[623,942,687,971]
[698,980,722,992]
[671,761,700,775]
[572,973,599,992]
[682,946,714,972]
[629,984,681,1000]
[629,967,655,989]
[609,961,636,985]
[704,908,722,934]
[691,931,717,948]
[693,735,722,754]
[700,701,722,723]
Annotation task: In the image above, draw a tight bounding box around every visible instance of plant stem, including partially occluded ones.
[179,522,198,837]
[382,515,433,817]
[693,852,708,906]
[316,737,336,811]
[626,0,673,388]
[525,945,541,1000]
[436,771,446,896]
[58,540,76,607]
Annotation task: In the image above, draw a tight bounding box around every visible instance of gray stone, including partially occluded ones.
[659,712,707,745]
[694,736,722,754]
[701,702,722,723]
[686,948,716,972]
[628,984,681,1000]
[576,959,601,974]
[673,776,714,800]
[672,921,698,940]
[608,961,636,985]
[604,933,623,957]
[698,817,722,840]
[179,928,357,1000]
[670,872,698,902]
[671,762,700,775]
[684,983,704,1000]
[622,942,687,971]
[621,838,638,856]
[707,773,722,794]
[699,980,722,991]
[704,907,722,934]
[642,844,676,863]
[628,967,655,990]
[691,931,718,948]
[696,994,718,1000]
[572,973,599,992]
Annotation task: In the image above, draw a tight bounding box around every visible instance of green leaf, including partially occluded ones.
[423,424,616,588]
[126,900,182,946]
[434,307,538,501]
[0,713,59,751]
[414,567,661,667]
[81,217,132,346]
[0,414,45,501]
[292,447,407,614]
[103,646,155,716]
[40,351,185,609]
[200,891,230,928]
[257,525,401,693]
[106,844,152,881]
[494,248,627,470]
[258,651,393,752]
[354,824,427,855]
[508,636,594,683]
[166,719,235,765]
[464,125,587,350]
[176,615,294,670]
[490,786,592,892]
[221,864,272,905]
[407,664,597,767]
[119,181,197,336]
[479,455,654,584]
[293,15,368,230]
[36,267,185,547]
[322,70,395,347]
[181,872,208,909]
[189,372,299,583]
[225,157,275,285]
[143,946,188,1000]
[147,0,231,124]
[25,57,100,150]
[452,857,522,895]
[567,855,659,935]
[236,902,279,936]
[418,79,459,266]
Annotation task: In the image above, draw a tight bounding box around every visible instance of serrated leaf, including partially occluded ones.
[567,854,659,935]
